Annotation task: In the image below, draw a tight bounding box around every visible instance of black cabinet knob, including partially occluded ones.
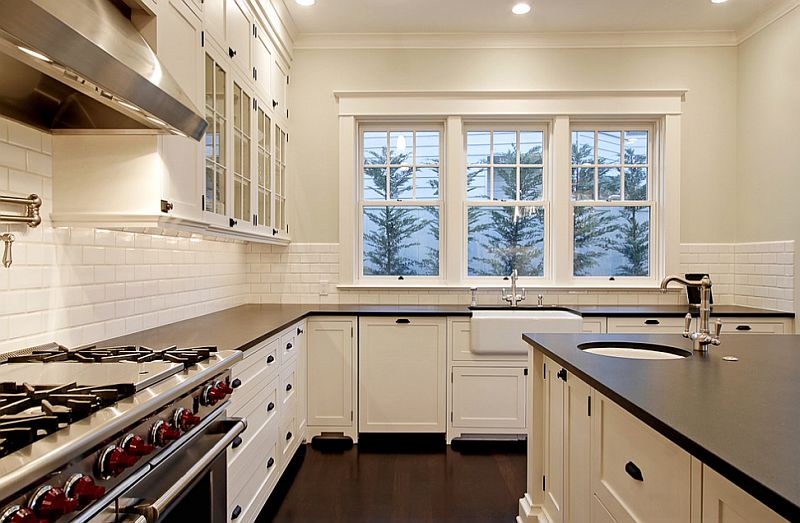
[229,218,238,227]
[286,342,293,351]
[286,431,292,441]
[395,318,411,324]
[267,457,275,468]
[272,228,278,235]
[644,319,660,325]
[231,378,242,389]
[272,99,278,108]
[625,461,644,481]
[267,401,275,411]
[231,505,242,519]
[229,47,237,58]
[286,383,292,392]
[297,327,304,335]
[231,436,243,449]
[267,355,275,364]
[557,368,568,381]
[736,325,752,331]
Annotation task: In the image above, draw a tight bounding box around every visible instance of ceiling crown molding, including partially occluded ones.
[294,30,738,50]
[736,0,800,44]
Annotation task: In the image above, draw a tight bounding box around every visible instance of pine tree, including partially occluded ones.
[608,146,649,276]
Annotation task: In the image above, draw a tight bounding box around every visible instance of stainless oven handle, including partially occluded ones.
[135,418,246,523]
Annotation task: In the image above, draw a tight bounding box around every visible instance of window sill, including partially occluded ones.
[337,283,678,292]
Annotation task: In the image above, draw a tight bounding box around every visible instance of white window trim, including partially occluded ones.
[337,91,684,289]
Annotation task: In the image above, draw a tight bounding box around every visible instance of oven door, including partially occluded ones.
[109,417,245,523]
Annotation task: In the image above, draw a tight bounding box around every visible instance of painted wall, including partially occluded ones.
[736,5,800,325]
[287,46,739,244]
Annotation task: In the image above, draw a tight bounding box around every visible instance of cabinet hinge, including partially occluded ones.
[588,396,592,417]
[286,76,290,85]
[450,371,453,383]
[350,326,354,337]
[450,411,453,422]
[201,194,205,210]
[253,67,257,81]
[201,31,204,47]
[252,214,257,226]
[543,363,546,378]
[253,24,257,37]
[542,475,546,491]
[524,368,528,376]
[350,410,353,422]
[252,98,257,111]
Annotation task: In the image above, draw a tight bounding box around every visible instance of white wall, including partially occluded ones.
[287,46,739,244]
[736,5,800,323]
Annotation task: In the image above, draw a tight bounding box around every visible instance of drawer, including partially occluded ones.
[228,425,280,522]
[582,317,607,333]
[280,329,297,362]
[715,317,788,335]
[230,377,278,452]
[229,340,280,414]
[607,316,687,334]
[451,367,526,429]
[228,390,279,484]
[592,392,692,522]
[279,412,298,460]
[280,357,299,408]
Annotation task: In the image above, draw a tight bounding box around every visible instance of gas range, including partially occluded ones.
[0,341,243,523]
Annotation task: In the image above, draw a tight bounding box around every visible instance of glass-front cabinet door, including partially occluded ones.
[256,104,273,232]
[203,52,228,224]
[231,80,253,230]
[274,123,288,236]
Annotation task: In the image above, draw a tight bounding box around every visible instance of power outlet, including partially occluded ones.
[319,280,329,296]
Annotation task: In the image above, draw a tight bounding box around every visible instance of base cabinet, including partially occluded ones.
[306,317,357,439]
[451,367,526,430]
[702,466,787,523]
[359,317,447,433]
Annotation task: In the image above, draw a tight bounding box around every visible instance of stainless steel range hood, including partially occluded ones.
[0,0,207,140]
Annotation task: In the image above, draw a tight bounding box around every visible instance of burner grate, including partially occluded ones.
[5,344,218,366]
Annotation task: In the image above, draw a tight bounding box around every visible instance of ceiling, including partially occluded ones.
[284,0,787,35]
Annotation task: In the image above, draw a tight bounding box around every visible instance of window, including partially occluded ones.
[465,128,546,277]
[571,127,653,278]
[359,127,442,278]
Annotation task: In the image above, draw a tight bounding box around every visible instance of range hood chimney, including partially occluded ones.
[0,0,207,140]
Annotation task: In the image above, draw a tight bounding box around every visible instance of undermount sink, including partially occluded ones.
[470,309,583,355]
[578,341,691,360]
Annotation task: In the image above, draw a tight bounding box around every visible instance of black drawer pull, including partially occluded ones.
[286,342,293,351]
[229,47,236,58]
[297,327,304,335]
[267,355,275,364]
[231,378,242,389]
[644,319,660,325]
[736,325,752,331]
[396,318,411,324]
[267,457,275,468]
[286,383,292,392]
[267,402,275,411]
[286,431,292,441]
[231,505,242,519]
[625,461,644,481]
[231,436,243,449]
[556,368,567,381]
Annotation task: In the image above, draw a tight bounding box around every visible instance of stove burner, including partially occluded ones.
[6,345,218,366]
[0,382,136,457]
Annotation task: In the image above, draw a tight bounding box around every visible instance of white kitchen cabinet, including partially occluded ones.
[582,317,606,333]
[714,316,792,335]
[591,391,692,522]
[271,56,289,121]
[203,0,252,79]
[607,316,687,334]
[701,465,787,523]
[451,367,526,430]
[359,317,447,433]
[252,26,272,100]
[229,77,255,234]
[541,357,592,523]
[307,317,357,438]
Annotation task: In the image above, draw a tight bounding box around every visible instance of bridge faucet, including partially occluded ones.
[660,274,722,351]
[501,269,526,307]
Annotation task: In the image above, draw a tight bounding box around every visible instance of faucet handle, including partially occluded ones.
[519,288,527,301]
[538,294,544,306]
[713,318,723,339]
[682,313,692,339]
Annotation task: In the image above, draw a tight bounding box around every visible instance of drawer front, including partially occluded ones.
[229,378,279,462]
[607,316,687,334]
[280,412,298,460]
[280,357,298,408]
[701,465,787,523]
[229,340,280,415]
[582,318,607,333]
[228,392,279,486]
[451,367,526,429]
[228,425,279,522]
[592,393,692,522]
[715,317,787,335]
[280,329,297,362]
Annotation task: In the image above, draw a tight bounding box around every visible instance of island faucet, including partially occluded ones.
[660,274,722,351]
[501,269,527,307]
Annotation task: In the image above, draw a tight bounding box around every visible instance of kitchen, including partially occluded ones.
[0,0,798,521]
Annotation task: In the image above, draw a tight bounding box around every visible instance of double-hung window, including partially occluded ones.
[465,128,547,277]
[571,126,654,278]
[359,127,443,279]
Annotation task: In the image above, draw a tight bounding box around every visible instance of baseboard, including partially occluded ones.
[518,493,553,523]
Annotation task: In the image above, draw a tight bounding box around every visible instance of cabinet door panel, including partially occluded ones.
[542,357,565,523]
[715,317,788,335]
[607,316,687,334]
[451,367,526,429]
[359,317,446,432]
[226,0,251,76]
[271,57,289,118]
[592,392,692,522]
[565,373,592,523]
[253,30,272,99]
[702,466,787,523]
[307,319,354,427]
[203,0,225,47]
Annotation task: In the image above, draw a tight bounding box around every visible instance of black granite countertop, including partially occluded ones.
[523,332,800,521]
[96,304,794,354]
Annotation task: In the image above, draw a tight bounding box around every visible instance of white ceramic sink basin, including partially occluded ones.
[470,309,583,355]
[578,342,691,360]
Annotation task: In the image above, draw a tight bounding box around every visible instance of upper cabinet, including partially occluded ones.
[50,0,293,245]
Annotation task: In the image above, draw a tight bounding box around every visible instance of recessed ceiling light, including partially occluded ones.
[512,3,532,15]
[295,0,315,6]
[710,0,728,3]
[17,46,52,63]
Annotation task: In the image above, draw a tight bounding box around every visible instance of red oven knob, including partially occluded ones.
[28,486,78,520]
[201,384,225,405]
[150,420,182,447]
[121,434,155,457]
[216,380,234,395]
[97,445,138,479]
[173,408,201,431]
[64,474,106,507]
[0,506,46,523]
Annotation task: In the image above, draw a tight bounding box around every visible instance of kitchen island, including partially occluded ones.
[519,332,799,522]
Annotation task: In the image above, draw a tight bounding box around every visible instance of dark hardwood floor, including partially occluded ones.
[257,436,527,523]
